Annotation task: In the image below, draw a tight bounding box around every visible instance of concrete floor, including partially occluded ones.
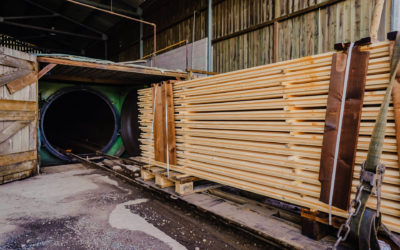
[0,164,271,250]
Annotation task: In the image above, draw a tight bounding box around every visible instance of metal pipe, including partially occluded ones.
[191,10,197,69]
[207,0,212,72]
[139,20,143,58]
[392,0,400,31]
[66,0,156,65]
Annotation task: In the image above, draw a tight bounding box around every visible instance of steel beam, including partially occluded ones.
[0,21,104,40]
[0,14,58,21]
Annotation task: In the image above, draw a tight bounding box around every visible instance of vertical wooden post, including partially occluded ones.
[273,0,280,63]
[273,21,279,63]
[370,0,385,41]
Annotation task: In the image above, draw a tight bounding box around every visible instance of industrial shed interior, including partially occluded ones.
[1,0,400,249]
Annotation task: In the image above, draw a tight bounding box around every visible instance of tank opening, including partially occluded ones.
[41,89,118,160]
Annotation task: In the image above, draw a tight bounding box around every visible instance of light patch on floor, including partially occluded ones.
[96,175,132,195]
[109,199,187,250]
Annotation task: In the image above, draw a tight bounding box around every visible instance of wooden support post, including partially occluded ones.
[319,46,370,210]
[273,21,279,63]
[370,0,385,41]
[38,63,57,79]
[273,0,280,63]
[301,217,328,240]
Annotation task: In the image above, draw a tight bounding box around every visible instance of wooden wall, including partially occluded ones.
[116,0,393,73]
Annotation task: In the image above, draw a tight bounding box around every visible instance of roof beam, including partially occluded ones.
[23,0,107,38]
[69,0,142,17]
[0,14,59,21]
[0,21,104,40]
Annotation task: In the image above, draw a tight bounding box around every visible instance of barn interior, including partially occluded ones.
[1,0,400,249]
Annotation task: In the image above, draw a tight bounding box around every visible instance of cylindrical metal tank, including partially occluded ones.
[39,81,139,165]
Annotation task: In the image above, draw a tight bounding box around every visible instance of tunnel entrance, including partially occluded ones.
[40,88,118,161]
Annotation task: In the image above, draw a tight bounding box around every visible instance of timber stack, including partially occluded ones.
[138,38,400,233]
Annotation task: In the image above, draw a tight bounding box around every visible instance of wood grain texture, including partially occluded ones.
[319,52,348,203]
[0,46,37,182]
[332,46,370,210]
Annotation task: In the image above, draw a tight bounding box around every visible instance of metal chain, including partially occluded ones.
[333,184,364,249]
[333,162,385,249]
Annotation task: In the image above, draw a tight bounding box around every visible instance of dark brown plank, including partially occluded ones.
[319,46,370,210]
[166,80,177,165]
[319,52,348,204]
[332,46,369,209]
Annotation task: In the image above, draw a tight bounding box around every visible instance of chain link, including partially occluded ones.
[332,162,385,249]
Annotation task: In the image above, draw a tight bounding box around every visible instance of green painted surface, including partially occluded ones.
[39,81,137,166]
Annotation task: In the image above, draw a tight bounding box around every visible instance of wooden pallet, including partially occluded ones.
[140,165,213,195]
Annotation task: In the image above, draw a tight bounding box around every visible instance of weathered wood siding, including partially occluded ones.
[117,0,392,73]
[0,47,38,184]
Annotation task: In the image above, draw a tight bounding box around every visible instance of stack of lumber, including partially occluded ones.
[138,41,400,233]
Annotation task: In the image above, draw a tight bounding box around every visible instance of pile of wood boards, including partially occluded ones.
[138,41,400,233]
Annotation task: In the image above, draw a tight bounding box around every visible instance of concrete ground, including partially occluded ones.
[0,164,271,250]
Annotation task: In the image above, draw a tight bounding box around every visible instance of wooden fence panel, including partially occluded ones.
[0,46,38,184]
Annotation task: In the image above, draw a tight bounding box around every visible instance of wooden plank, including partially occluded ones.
[318,51,355,206]
[331,46,370,210]
[3,169,33,183]
[153,83,166,162]
[0,150,36,167]
[0,111,36,121]
[166,81,177,165]
[37,56,188,79]
[6,71,38,94]
[0,160,35,177]
[0,99,36,111]
[0,69,33,87]
[0,121,29,144]
[0,54,35,70]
